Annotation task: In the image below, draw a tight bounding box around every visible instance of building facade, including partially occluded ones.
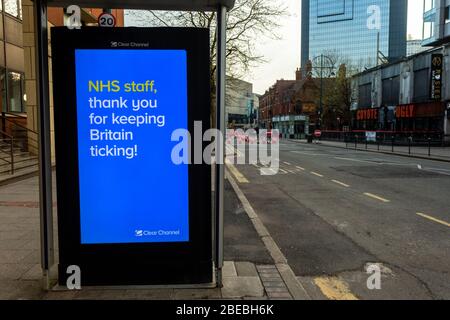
[301,0,407,73]
[422,0,450,46]
[226,77,259,128]
[352,46,450,143]
[407,39,428,56]
[0,0,26,116]
[259,70,322,138]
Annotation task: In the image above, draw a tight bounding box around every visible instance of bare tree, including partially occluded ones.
[321,64,353,129]
[126,0,287,125]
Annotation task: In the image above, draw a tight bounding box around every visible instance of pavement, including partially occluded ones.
[0,172,296,300]
[227,140,450,300]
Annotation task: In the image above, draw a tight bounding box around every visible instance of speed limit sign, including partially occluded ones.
[98,12,116,27]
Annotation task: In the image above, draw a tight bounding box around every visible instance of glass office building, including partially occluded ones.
[301,0,407,73]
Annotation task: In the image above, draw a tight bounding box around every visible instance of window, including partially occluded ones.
[0,69,6,112]
[7,71,25,113]
[423,21,434,40]
[424,0,435,12]
[358,83,372,108]
[4,0,22,19]
[382,77,400,106]
[317,0,345,17]
[316,0,353,24]
[413,69,430,103]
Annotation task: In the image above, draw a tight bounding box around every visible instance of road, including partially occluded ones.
[227,140,450,300]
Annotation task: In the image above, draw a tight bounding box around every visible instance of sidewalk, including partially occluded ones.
[290,139,450,162]
[0,174,293,300]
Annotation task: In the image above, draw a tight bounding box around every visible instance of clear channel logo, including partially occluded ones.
[134,229,181,237]
[135,230,144,237]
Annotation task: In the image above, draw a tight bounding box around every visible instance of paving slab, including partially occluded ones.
[235,262,258,277]
[221,276,264,299]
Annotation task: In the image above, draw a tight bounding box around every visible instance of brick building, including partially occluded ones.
[259,68,331,138]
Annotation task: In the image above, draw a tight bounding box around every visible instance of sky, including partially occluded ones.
[246,0,425,94]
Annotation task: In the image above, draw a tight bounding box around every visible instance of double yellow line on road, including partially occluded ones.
[314,277,358,300]
[225,160,249,184]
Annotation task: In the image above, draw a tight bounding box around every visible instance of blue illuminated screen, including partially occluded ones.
[75,49,189,244]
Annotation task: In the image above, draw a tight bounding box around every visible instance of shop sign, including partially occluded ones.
[430,54,443,100]
[395,104,415,118]
[356,108,378,121]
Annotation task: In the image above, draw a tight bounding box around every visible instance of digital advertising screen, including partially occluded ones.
[74,49,189,244]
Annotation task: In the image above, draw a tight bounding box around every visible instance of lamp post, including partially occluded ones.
[311,54,335,129]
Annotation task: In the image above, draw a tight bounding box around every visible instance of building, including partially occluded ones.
[259,69,330,138]
[0,2,123,156]
[226,77,259,128]
[407,39,428,56]
[0,1,27,117]
[301,0,407,73]
[422,0,450,46]
[352,46,450,143]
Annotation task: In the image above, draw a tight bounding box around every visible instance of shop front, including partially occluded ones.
[394,102,444,133]
[352,102,445,142]
[272,115,309,139]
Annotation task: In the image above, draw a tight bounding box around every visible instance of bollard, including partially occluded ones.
[428,138,432,157]
[355,135,358,150]
[408,136,412,155]
[391,136,395,153]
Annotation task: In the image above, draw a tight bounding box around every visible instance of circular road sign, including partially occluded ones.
[98,12,116,27]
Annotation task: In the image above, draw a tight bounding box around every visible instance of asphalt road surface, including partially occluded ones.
[227,140,450,300]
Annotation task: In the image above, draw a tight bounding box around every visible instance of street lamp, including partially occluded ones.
[311,54,335,129]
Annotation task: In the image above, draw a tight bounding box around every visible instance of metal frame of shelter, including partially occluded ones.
[34,0,234,289]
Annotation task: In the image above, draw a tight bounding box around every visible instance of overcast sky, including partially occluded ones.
[246,0,425,94]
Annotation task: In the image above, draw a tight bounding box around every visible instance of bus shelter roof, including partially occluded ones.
[46,0,235,11]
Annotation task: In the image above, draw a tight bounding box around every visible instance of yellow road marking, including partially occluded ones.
[332,180,350,188]
[363,193,390,203]
[314,277,358,300]
[225,160,249,183]
[311,171,324,178]
[296,166,305,171]
[416,213,450,228]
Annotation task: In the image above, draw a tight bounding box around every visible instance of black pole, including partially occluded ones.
[428,137,432,157]
[319,54,323,130]
[355,134,358,150]
[391,135,395,153]
[215,5,227,288]
[35,0,54,289]
[408,136,412,155]
[1,111,5,133]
